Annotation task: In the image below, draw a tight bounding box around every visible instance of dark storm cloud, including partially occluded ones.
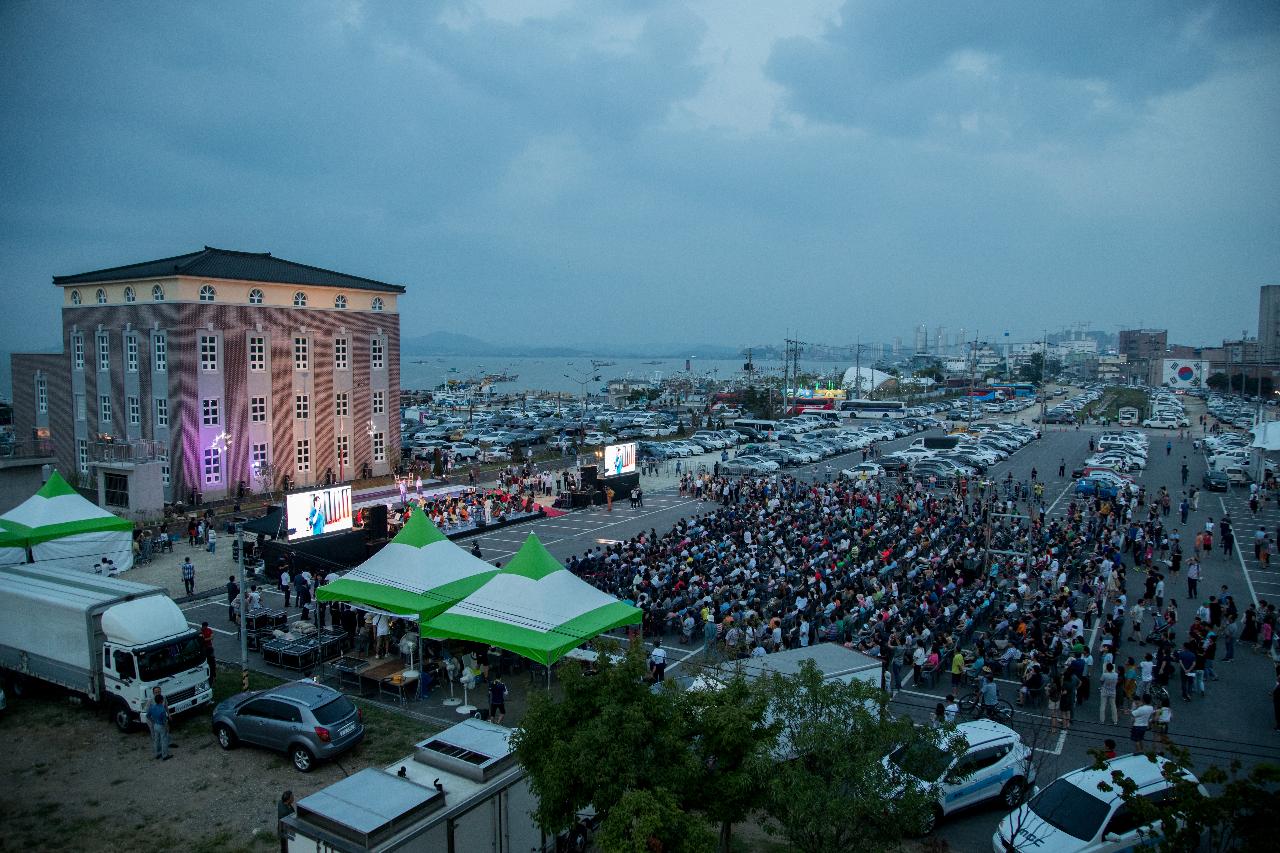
[0,0,1277,379]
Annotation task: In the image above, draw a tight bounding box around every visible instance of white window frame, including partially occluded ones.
[335,391,348,417]
[250,396,267,423]
[70,289,82,306]
[153,334,167,372]
[371,337,384,370]
[294,336,309,371]
[97,332,110,371]
[155,398,169,428]
[78,439,88,473]
[248,335,265,372]
[248,288,264,305]
[199,335,219,372]
[293,291,308,307]
[295,393,309,420]
[126,335,138,372]
[334,337,348,369]
[296,439,310,472]
[251,443,268,474]
[199,284,216,302]
[371,297,384,312]
[73,334,85,370]
[202,397,220,427]
[372,431,386,463]
[36,376,47,414]
[152,284,164,301]
[203,448,222,485]
[99,394,112,423]
[124,286,136,303]
[372,390,384,415]
[336,434,349,467]
[75,393,86,421]
[127,395,141,426]
[96,288,107,304]
[334,294,347,309]
[160,454,170,486]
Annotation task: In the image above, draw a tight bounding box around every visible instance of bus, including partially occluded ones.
[837,399,907,420]
[733,418,780,438]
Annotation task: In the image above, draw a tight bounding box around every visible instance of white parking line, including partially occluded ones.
[1034,730,1068,756]
[187,621,236,637]
[1221,496,1262,607]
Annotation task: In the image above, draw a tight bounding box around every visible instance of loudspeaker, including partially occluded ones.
[579,465,598,488]
[365,504,388,539]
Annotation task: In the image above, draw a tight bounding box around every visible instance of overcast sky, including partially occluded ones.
[1,0,1277,359]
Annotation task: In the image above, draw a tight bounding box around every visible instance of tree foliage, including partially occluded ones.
[760,661,962,853]
[1093,746,1280,853]
[596,789,717,853]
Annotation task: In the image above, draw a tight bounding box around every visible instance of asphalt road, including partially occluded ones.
[192,404,1280,847]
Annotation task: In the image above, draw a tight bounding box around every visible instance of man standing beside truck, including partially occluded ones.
[146,689,172,760]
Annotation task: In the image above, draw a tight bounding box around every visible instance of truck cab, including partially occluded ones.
[99,596,213,731]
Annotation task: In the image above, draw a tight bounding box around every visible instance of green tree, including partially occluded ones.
[1206,372,1229,391]
[1018,353,1044,383]
[1092,746,1280,853]
[679,673,781,851]
[511,643,693,835]
[510,643,777,853]
[596,789,717,853]
[760,661,962,853]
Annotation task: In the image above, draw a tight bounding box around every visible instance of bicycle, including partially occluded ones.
[958,691,1015,724]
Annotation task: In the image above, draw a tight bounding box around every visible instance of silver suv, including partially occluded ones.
[212,680,364,772]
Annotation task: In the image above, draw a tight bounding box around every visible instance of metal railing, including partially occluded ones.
[0,438,55,460]
[87,438,166,464]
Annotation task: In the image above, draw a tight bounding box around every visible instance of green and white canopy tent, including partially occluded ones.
[422,534,642,666]
[0,471,134,572]
[315,509,498,619]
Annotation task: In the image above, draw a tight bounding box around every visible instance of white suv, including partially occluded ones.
[886,720,1035,832]
[994,754,1205,852]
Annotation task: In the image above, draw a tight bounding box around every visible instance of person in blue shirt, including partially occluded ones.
[146,690,171,760]
[306,496,325,537]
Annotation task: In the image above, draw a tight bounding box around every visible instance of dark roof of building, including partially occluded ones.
[53,246,405,293]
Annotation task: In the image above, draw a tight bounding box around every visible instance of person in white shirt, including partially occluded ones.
[944,694,960,722]
[648,641,667,682]
[1130,700,1156,753]
[1099,662,1119,724]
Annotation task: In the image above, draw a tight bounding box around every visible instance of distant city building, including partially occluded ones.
[1117,328,1167,385]
[9,246,404,505]
[1259,285,1280,361]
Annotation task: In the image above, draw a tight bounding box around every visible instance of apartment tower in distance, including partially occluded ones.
[9,247,404,508]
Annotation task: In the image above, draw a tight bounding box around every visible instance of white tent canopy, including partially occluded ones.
[0,471,134,573]
[1250,422,1280,452]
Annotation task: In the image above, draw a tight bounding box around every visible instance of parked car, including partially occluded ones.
[1201,469,1230,491]
[212,680,364,772]
[841,462,885,481]
[886,720,1034,833]
[993,754,1205,852]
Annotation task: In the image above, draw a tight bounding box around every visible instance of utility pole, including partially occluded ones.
[854,337,862,400]
[1038,330,1049,430]
[237,522,248,691]
[967,331,979,424]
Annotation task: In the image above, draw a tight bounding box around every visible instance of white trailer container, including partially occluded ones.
[0,564,212,731]
[285,718,550,853]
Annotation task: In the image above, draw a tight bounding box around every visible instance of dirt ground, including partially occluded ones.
[0,671,436,853]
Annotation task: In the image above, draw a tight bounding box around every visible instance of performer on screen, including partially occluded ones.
[307,495,326,537]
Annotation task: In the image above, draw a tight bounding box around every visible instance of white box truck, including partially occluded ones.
[0,564,213,731]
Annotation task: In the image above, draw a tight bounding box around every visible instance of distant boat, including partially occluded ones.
[643,360,663,365]
[484,372,519,383]
[591,360,616,368]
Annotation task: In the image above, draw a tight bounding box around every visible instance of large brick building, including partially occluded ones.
[10,247,403,505]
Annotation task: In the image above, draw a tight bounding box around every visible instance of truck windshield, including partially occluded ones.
[136,633,206,682]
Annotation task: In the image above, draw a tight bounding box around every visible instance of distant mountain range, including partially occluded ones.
[402,330,743,359]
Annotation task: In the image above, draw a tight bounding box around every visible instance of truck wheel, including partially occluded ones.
[112,703,135,733]
[214,723,237,750]
[290,745,315,772]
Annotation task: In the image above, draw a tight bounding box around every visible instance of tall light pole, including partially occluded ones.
[237,522,248,691]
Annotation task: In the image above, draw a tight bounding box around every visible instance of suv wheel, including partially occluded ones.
[214,723,238,750]
[291,745,316,772]
[1001,777,1028,807]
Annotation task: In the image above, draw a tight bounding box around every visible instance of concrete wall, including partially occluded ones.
[0,458,53,514]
